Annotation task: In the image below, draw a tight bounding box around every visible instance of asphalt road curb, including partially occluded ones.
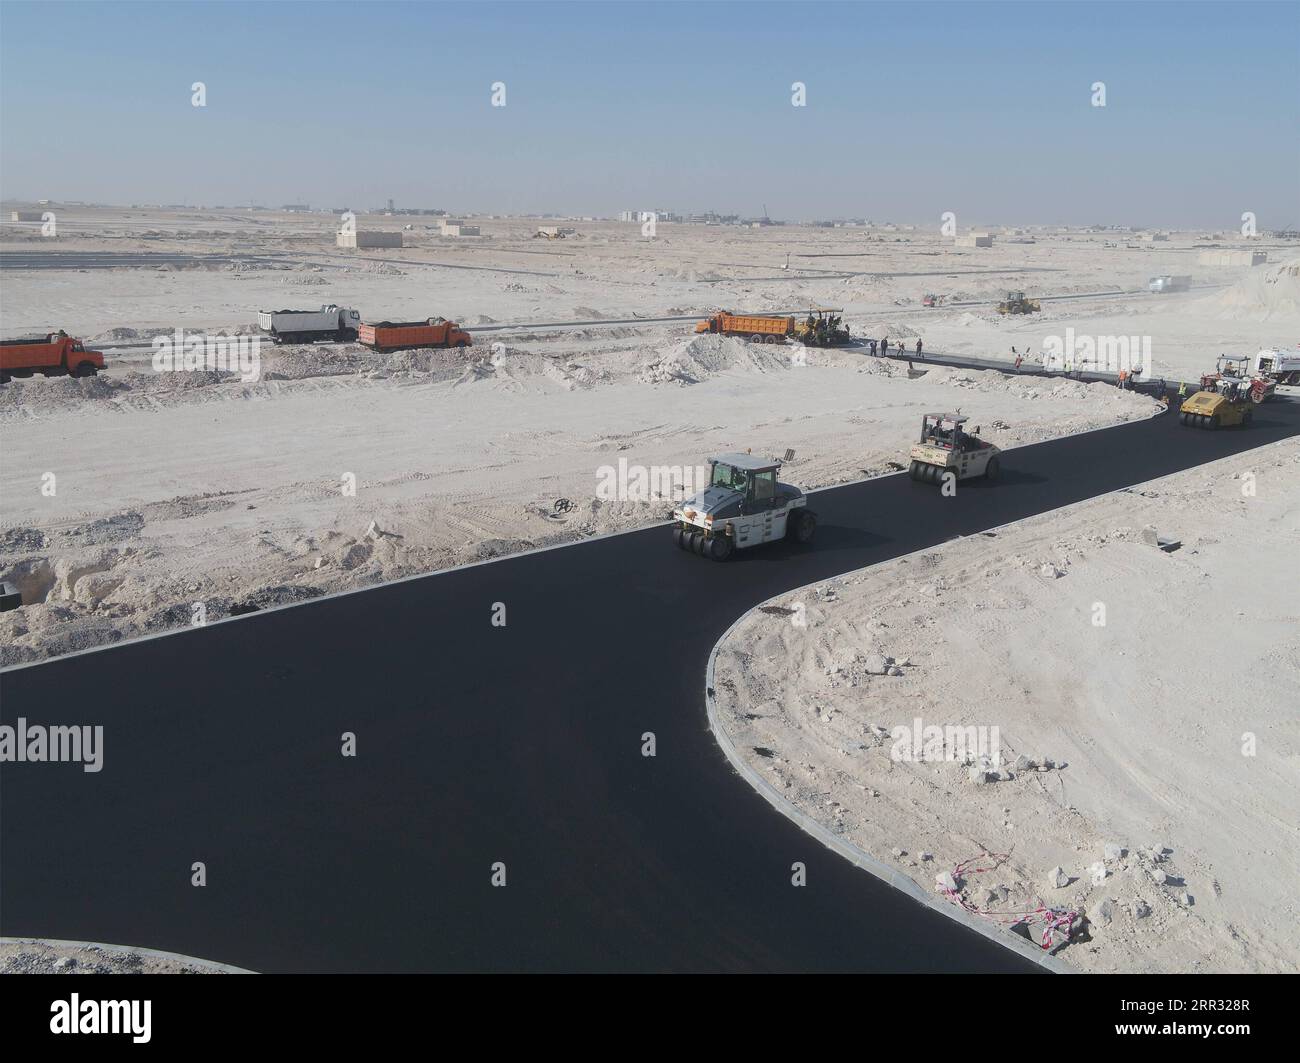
[1,937,255,974]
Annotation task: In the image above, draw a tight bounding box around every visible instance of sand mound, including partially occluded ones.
[1198,258,1300,321]
[637,334,791,386]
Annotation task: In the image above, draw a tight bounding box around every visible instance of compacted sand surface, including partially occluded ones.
[712,438,1300,973]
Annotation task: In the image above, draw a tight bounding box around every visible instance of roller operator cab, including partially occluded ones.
[909,413,1001,483]
[671,453,815,561]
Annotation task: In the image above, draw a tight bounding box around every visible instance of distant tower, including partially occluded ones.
[387,198,395,213]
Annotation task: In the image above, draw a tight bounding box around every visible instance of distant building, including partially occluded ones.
[10,211,44,222]
[337,230,403,249]
[1198,250,1267,266]
[620,210,678,223]
[441,223,480,237]
[957,232,994,248]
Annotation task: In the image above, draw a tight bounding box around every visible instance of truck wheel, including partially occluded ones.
[985,456,1000,480]
[751,334,763,344]
[709,535,733,561]
[693,533,709,556]
[909,461,920,480]
[788,510,816,544]
[672,526,685,549]
[70,362,98,378]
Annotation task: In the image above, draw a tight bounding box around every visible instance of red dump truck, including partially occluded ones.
[358,318,473,353]
[695,311,794,343]
[1,331,106,383]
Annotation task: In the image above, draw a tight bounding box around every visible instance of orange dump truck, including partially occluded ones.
[1,331,105,383]
[695,311,794,343]
[358,318,473,353]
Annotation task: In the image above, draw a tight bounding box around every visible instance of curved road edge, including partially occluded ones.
[704,562,1077,975]
[1,937,255,974]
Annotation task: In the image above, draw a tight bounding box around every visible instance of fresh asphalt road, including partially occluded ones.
[2,401,1297,972]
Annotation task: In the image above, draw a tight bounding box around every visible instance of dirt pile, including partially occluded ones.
[1199,258,1300,321]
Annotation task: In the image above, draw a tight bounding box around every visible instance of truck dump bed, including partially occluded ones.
[696,312,794,337]
[358,319,472,351]
[258,307,345,332]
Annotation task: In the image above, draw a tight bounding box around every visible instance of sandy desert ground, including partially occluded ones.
[1,209,1297,975]
[2,209,1295,666]
[712,437,1300,974]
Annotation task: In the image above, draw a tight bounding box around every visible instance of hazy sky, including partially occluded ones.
[2,0,1297,227]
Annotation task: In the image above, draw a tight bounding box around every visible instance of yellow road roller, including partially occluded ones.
[1178,383,1253,430]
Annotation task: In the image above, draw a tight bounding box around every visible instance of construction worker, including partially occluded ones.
[1014,352,1023,371]
[1178,380,1188,398]
[869,339,878,356]
[915,338,924,358]
[881,337,890,357]
[1118,368,1128,389]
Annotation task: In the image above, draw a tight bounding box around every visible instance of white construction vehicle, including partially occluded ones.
[1253,346,1300,386]
[908,413,1001,484]
[671,453,815,561]
[1212,354,1275,403]
[256,305,361,344]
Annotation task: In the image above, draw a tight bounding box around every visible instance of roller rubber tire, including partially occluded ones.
[790,510,816,544]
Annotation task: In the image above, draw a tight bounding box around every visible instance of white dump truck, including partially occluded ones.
[671,453,815,560]
[256,305,361,344]
[1253,346,1300,385]
[1148,275,1191,293]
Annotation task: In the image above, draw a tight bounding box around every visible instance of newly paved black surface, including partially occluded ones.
[2,401,1296,972]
